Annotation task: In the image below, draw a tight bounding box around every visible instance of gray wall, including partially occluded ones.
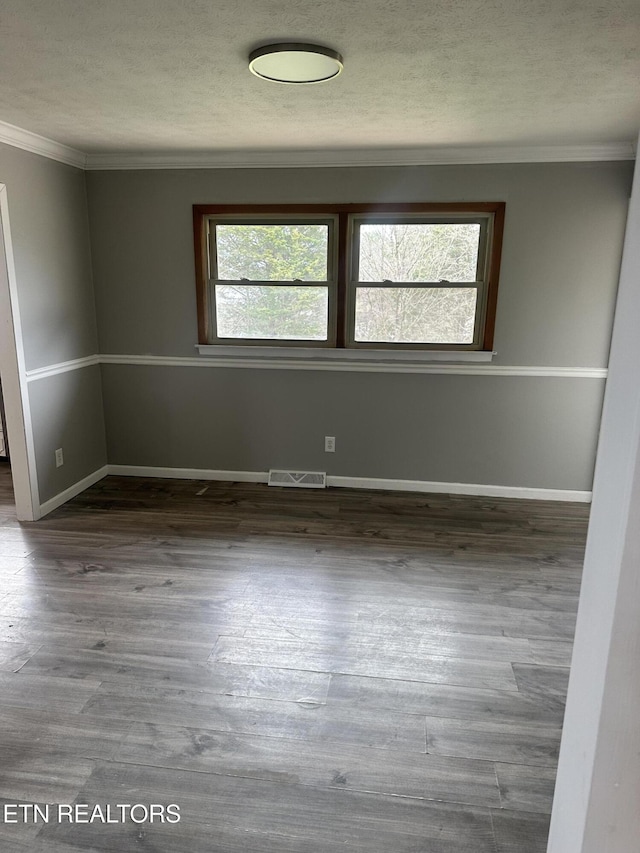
[29,365,107,499]
[101,365,604,490]
[87,162,633,491]
[0,144,98,369]
[0,143,107,504]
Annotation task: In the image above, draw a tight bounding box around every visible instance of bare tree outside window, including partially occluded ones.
[355,223,480,343]
[355,287,477,343]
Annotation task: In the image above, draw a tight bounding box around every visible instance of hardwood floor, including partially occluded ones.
[0,465,587,852]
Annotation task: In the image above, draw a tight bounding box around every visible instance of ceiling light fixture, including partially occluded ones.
[248,42,343,84]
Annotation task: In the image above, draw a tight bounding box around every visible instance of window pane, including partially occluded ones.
[358,223,480,282]
[216,284,328,340]
[354,287,477,344]
[216,224,329,281]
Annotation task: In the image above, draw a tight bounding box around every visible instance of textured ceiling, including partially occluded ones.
[0,0,638,154]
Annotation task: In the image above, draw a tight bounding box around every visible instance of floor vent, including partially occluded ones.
[268,470,327,489]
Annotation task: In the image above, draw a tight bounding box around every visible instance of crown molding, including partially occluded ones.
[0,119,87,169]
[0,116,635,171]
[85,143,636,171]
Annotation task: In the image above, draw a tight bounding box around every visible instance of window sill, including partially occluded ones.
[195,345,495,373]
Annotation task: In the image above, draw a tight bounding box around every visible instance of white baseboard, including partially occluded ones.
[106,465,591,503]
[38,465,109,518]
[107,465,269,484]
[327,475,592,502]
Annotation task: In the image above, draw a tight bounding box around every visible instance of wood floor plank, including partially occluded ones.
[327,673,566,726]
[0,596,246,650]
[0,705,132,760]
[512,663,570,705]
[0,542,34,558]
[22,556,252,599]
[527,638,574,666]
[27,829,348,853]
[427,716,562,766]
[495,762,557,814]
[0,556,34,576]
[0,671,102,713]
[81,683,426,752]
[383,602,577,640]
[211,634,519,690]
[491,809,552,852]
[0,613,227,655]
[35,760,497,853]
[21,650,331,703]
[114,720,502,807]
[0,749,94,803]
[245,622,536,662]
[0,798,45,846]
[0,639,41,672]
[0,587,249,629]
[208,662,332,703]
[243,576,579,615]
[19,647,222,688]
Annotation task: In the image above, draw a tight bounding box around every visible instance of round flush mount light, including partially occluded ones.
[248,42,344,84]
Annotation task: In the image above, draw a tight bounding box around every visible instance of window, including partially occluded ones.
[194,203,505,351]
[205,216,338,346]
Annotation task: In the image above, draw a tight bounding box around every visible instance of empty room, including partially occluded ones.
[0,2,639,852]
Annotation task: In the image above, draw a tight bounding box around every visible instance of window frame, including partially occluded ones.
[193,202,505,352]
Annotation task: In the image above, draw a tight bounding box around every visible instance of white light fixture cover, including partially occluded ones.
[248,42,343,84]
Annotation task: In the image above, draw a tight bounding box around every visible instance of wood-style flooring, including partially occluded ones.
[0,464,587,852]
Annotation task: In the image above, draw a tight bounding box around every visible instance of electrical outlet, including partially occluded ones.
[55,448,64,468]
[324,436,336,453]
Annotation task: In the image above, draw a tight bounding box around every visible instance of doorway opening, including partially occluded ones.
[0,183,39,520]
[0,379,14,518]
